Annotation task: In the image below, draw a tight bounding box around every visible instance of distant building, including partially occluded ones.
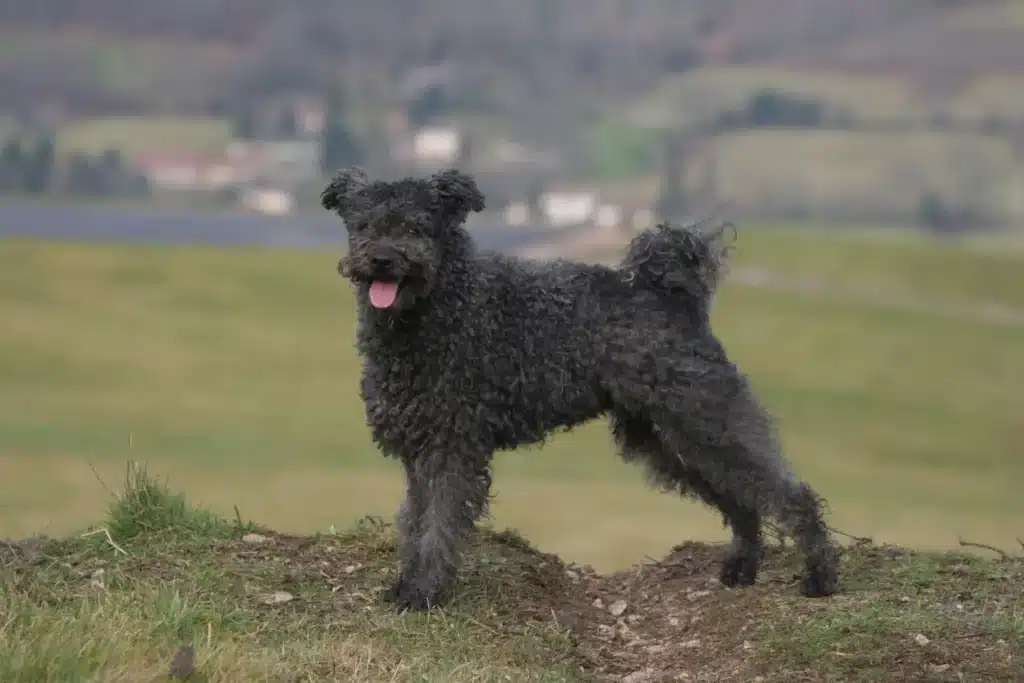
[240,186,294,216]
[412,126,461,165]
[135,152,256,192]
[504,201,530,227]
[538,187,599,227]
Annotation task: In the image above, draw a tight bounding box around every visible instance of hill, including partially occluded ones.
[2,466,1020,682]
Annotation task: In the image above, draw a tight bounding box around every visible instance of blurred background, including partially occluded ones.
[0,0,1021,571]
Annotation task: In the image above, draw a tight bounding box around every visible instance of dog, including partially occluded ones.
[321,167,840,612]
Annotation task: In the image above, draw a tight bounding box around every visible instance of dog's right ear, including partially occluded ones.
[320,167,368,217]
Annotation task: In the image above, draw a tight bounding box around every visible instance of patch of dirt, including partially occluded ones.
[5,528,1021,682]
[564,542,798,682]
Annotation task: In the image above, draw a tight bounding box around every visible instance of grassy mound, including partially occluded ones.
[2,466,1020,682]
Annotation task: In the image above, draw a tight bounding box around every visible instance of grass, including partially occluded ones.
[57,116,233,158]
[628,66,922,128]
[1,465,581,683]
[595,126,1024,221]
[0,229,1022,575]
[1,466,1019,682]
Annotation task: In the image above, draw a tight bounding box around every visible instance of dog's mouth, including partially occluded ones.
[368,280,401,309]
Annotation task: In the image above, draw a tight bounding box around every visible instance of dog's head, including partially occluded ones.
[321,168,485,312]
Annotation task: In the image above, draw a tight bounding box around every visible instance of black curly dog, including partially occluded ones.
[321,167,840,612]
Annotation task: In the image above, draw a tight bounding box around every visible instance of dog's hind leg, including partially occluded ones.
[388,450,493,612]
[653,404,839,598]
[610,410,763,587]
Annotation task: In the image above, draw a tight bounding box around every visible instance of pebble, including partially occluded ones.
[262,591,294,605]
[609,599,628,616]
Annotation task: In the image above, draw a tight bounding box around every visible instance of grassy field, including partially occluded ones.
[57,116,233,158]
[1,228,1022,575]
[629,62,1024,129]
[1,468,1020,682]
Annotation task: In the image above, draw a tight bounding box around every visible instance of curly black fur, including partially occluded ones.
[321,167,840,612]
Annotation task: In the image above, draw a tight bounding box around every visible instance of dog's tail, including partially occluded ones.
[619,217,734,319]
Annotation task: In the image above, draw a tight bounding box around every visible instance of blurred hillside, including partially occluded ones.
[1,0,1023,228]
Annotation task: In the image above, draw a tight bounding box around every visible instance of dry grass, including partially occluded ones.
[2,467,1020,682]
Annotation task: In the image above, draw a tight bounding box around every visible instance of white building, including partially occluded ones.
[412,127,461,164]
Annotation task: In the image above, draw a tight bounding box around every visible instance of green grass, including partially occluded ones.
[58,116,232,158]
[0,466,580,682]
[2,467,1019,682]
[628,66,922,128]
[597,127,1024,221]
[0,230,1022,574]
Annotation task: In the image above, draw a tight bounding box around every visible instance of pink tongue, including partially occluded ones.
[368,281,399,308]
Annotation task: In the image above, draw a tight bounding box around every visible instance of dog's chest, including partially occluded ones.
[359,357,457,457]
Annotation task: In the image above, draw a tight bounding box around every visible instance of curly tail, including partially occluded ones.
[619,217,735,320]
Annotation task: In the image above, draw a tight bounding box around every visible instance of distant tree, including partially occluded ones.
[321,87,364,173]
[65,152,103,196]
[748,89,823,127]
[525,177,547,224]
[231,104,257,140]
[455,130,474,168]
[918,191,954,235]
[407,84,448,129]
[654,131,687,223]
[277,106,300,139]
[0,137,26,191]
[22,133,56,195]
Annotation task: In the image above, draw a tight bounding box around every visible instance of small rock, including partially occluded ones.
[242,533,268,544]
[913,633,930,647]
[686,590,711,601]
[262,591,294,605]
[627,614,640,624]
[592,597,605,609]
[621,668,656,683]
[344,564,360,574]
[91,568,105,581]
[742,640,754,651]
[899,596,911,603]
[753,677,765,683]
[646,644,667,654]
[608,599,628,616]
[565,569,581,583]
[668,617,680,627]
[929,664,951,673]
[681,638,701,649]
[597,624,616,639]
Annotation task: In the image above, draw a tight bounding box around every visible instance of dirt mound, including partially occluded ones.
[3,520,1021,682]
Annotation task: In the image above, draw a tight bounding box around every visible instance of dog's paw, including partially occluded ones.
[719,549,759,588]
[382,576,409,605]
[801,548,840,598]
[383,576,443,612]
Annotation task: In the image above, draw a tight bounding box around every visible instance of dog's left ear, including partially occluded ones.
[429,169,485,221]
[320,167,369,217]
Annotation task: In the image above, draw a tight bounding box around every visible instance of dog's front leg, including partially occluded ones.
[389,451,493,612]
[384,457,427,605]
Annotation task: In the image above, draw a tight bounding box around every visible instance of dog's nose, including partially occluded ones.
[370,247,402,271]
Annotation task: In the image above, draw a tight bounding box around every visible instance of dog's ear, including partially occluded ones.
[320,167,369,217]
[429,169,485,220]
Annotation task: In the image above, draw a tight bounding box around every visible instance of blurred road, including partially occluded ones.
[0,204,541,253]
